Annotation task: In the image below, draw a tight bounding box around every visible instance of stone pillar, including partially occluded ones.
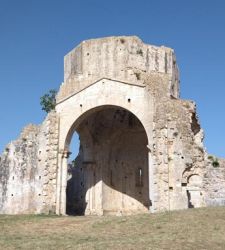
[147,144,155,213]
[88,163,96,215]
[81,163,95,215]
[56,151,63,215]
[56,150,71,215]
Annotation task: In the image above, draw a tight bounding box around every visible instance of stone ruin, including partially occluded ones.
[0,36,225,215]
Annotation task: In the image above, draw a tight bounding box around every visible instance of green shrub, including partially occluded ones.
[40,89,57,113]
[208,155,220,168]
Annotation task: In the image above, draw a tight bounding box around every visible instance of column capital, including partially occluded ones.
[59,149,71,158]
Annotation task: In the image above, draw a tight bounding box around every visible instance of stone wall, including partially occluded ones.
[203,158,225,206]
[0,111,58,214]
[57,36,179,102]
[119,69,207,211]
[152,98,206,210]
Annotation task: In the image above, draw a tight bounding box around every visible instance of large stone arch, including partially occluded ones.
[66,105,150,215]
[64,104,149,152]
[55,78,155,215]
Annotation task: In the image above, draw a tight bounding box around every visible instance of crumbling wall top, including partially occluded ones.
[56,36,179,103]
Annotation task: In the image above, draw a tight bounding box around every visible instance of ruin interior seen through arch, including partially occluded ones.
[66,106,150,215]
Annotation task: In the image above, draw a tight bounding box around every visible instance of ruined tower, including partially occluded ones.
[0,36,225,215]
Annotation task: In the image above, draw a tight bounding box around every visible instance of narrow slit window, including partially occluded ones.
[136,168,143,187]
[110,169,113,186]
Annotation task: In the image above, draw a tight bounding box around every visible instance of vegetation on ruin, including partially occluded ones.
[208,155,220,167]
[40,89,57,113]
[136,48,143,56]
[0,207,225,249]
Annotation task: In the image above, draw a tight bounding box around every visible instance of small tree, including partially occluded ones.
[40,89,57,113]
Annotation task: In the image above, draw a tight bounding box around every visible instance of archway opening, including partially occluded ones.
[66,106,150,215]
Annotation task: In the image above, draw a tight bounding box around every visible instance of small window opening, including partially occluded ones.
[110,169,113,186]
[128,98,131,103]
[39,176,41,180]
[136,168,143,187]
[80,104,82,107]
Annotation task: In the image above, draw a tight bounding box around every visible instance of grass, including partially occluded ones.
[0,207,225,249]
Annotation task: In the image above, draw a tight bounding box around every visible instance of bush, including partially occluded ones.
[212,159,220,168]
[208,155,220,168]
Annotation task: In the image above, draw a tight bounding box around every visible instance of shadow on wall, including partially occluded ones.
[65,106,150,215]
[66,163,87,215]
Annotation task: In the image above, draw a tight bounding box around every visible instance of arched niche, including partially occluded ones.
[186,174,203,209]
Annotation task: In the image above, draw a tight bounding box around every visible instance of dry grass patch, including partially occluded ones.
[0,207,225,249]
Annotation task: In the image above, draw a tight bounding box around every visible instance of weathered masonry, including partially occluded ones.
[0,36,225,215]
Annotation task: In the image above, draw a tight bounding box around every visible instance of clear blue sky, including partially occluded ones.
[0,0,224,158]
